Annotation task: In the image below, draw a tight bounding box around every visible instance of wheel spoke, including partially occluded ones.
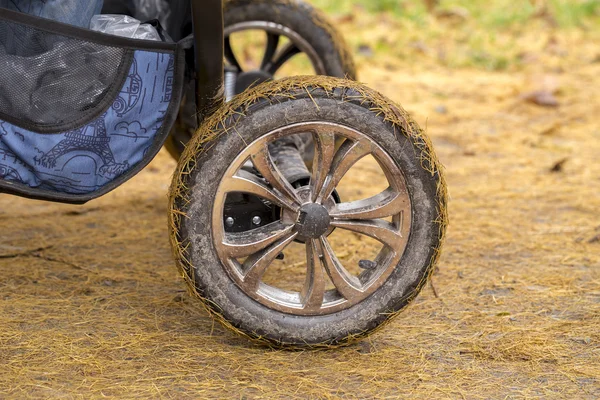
[224,36,243,71]
[300,239,326,310]
[310,128,336,202]
[317,138,371,203]
[330,219,404,251]
[251,144,301,205]
[266,42,302,74]
[221,170,298,211]
[318,237,364,300]
[222,222,295,258]
[242,232,298,291]
[260,32,280,71]
[330,187,408,220]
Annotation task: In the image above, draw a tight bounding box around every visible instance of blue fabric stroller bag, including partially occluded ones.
[0,8,187,203]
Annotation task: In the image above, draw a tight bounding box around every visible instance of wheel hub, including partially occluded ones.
[295,203,330,239]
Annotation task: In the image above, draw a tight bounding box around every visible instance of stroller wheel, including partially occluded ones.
[165,0,356,159]
[222,0,356,90]
[169,76,447,348]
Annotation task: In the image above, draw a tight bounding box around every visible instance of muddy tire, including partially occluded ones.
[169,77,447,347]
[164,0,356,160]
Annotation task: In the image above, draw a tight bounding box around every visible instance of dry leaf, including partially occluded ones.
[357,44,374,57]
[436,6,470,21]
[409,40,429,54]
[540,123,561,136]
[549,157,568,172]
[423,0,439,12]
[522,90,560,107]
[337,13,355,24]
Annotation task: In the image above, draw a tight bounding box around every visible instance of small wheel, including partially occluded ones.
[164,0,357,159]
[169,76,447,347]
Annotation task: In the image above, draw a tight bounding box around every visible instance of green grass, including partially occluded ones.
[312,0,600,29]
[308,0,599,71]
[549,0,600,27]
[451,0,600,28]
[314,0,428,22]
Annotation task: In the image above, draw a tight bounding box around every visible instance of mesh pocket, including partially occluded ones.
[0,9,185,202]
[0,16,129,129]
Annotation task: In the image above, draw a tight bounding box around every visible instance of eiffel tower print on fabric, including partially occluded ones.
[0,149,23,181]
[161,56,175,103]
[35,115,129,181]
[113,58,142,117]
[0,146,40,185]
[1,123,41,185]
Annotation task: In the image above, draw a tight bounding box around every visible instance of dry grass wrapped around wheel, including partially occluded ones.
[168,75,448,348]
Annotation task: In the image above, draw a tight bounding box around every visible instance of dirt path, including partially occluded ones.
[1,43,600,399]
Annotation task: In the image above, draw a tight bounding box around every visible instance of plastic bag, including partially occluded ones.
[102,0,191,41]
[130,0,172,28]
[90,14,162,41]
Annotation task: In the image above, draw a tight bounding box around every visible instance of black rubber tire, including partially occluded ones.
[164,0,357,160]
[171,78,446,347]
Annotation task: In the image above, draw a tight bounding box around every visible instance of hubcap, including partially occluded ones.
[295,203,331,239]
[212,122,412,315]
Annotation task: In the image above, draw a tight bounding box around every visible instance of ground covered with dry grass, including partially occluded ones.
[1,1,599,398]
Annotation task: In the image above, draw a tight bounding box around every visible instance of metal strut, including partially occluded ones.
[191,0,224,126]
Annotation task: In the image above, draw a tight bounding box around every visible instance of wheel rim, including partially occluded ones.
[224,21,327,77]
[212,122,412,315]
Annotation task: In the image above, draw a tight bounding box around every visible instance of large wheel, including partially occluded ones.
[164,0,357,159]
[169,76,447,347]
